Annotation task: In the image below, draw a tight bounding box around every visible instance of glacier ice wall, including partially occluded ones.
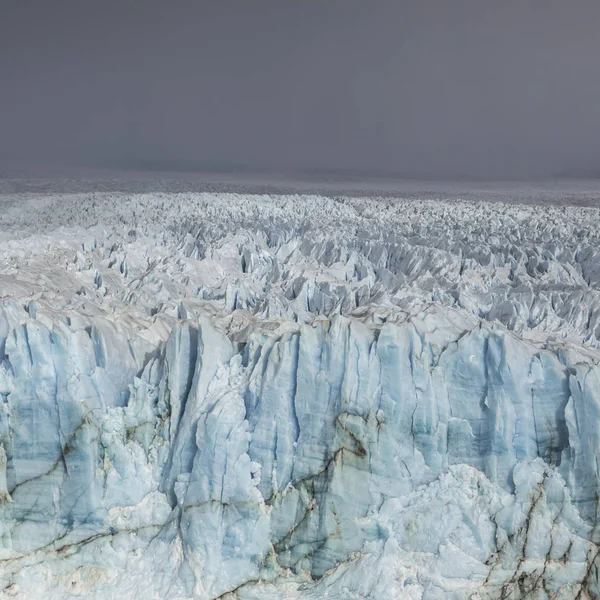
[1,190,600,598]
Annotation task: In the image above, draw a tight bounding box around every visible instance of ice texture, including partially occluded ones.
[1,190,600,598]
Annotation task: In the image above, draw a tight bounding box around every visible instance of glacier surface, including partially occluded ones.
[1,190,600,598]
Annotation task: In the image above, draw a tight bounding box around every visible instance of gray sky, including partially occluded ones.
[1,1,600,179]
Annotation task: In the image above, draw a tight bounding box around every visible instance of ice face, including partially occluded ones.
[1,189,600,598]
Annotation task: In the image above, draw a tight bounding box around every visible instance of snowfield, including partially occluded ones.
[1,189,600,598]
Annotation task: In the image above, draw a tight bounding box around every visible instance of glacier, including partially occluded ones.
[1,188,600,598]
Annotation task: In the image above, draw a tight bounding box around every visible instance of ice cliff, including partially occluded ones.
[1,189,600,598]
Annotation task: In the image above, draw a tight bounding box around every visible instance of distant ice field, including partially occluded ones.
[2,171,600,205]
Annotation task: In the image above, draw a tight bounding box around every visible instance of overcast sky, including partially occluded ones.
[1,1,600,179]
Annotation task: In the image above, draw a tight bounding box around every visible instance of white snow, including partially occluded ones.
[1,189,600,599]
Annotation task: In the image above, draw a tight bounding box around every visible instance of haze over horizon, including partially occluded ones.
[2,1,600,180]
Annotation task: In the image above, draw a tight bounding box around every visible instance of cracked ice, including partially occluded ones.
[1,189,600,598]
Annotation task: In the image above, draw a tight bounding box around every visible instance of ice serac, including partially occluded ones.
[1,305,600,598]
[2,190,600,598]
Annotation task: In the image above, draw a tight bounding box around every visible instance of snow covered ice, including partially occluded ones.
[2,188,600,598]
